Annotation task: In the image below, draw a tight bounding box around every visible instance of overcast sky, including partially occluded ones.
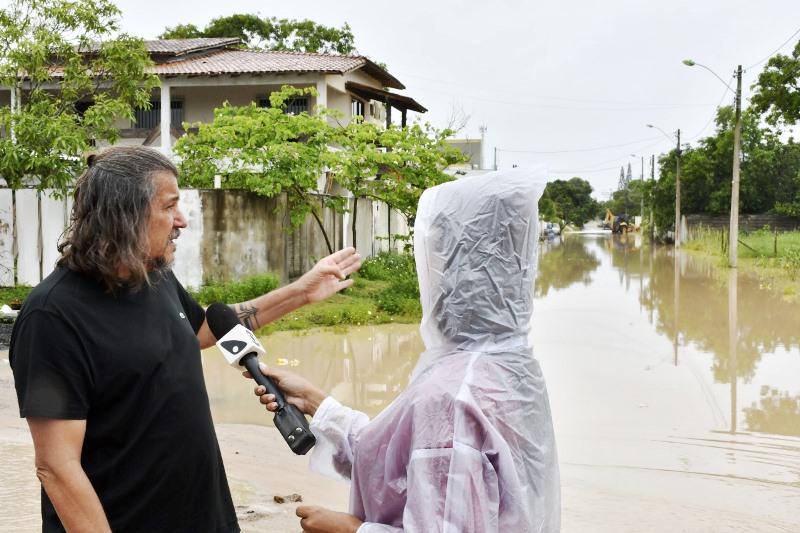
[115,0,800,199]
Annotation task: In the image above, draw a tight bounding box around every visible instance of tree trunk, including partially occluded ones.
[351,196,358,252]
[310,205,334,255]
[292,186,334,255]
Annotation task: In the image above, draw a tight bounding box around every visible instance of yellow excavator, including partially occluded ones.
[603,209,631,234]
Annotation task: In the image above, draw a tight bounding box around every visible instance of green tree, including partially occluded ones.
[160,14,356,54]
[328,119,383,248]
[366,123,463,229]
[751,40,800,128]
[652,104,800,234]
[0,0,157,192]
[175,87,463,252]
[535,238,601,297]
[175,86,342,254]
[330,122,463,247]
[538,196,559,223]
[539,177,600,231]
[604,179,646,218]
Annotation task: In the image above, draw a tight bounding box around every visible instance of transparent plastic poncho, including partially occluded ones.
[309,167,560,532]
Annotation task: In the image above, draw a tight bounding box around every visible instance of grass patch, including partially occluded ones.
[685,227,800,262]
[0,253,424,334]
[684,226,800,298]
[188,274,280,306]
[259,252,422,335]
[0,286,32,308]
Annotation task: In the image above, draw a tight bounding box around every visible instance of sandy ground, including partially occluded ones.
[216,424,349,532]
[0,353,347,533]
[3,342,800,532]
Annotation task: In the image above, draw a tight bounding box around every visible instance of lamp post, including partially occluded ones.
[683,59,742,268]
[647,124,682,247]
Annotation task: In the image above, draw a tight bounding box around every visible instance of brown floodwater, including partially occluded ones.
[2,234,799,531]
[202,234,800,530]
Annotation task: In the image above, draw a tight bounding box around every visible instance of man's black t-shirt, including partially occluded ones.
[10,267,239,532]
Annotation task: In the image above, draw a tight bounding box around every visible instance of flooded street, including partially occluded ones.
[200,234,800,531]
[2,234,799,531]
[533,235,800,531]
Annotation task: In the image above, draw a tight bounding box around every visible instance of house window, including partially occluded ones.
[74,101,93,116]
[134,100,184,129]
[259,95,310,115]
[286,96,309,115]
[351,98,365,119]
[75,101,96,145]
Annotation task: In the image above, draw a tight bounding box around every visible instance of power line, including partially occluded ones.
[550,165,626,174]
[689,80,734,141]
[496,136,661,154]
[744,25,800,72]
[395,71,715,110]
[549,139,668,173]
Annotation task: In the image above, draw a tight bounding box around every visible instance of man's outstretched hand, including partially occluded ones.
[295,247,361,304]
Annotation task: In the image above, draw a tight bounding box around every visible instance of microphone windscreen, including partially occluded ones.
[206,302,240,339]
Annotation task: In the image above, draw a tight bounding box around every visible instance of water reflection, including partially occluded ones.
[605,235,800,436]
[728,268,738,434]
[744,387,800,437]
[202,324,424,426]
[194,234,800,526]
[536,237,601,297]
[202,236,800,439]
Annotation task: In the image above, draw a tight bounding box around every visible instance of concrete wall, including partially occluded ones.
[172,190,403,288]
[685,214,800,235]
[1,188,409,289]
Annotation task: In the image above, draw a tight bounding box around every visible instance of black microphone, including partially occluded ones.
[206,302,316,455]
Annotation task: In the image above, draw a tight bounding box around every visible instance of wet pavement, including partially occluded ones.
[2,234,799,531]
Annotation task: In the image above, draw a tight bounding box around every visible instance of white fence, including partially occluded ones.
[1,189,409,289]
[0,189,74,287]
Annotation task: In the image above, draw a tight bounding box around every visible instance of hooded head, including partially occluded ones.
[414,167,547,352]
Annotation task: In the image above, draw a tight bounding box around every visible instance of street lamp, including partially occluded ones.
[647,124,682,247]
[684,59,742,268]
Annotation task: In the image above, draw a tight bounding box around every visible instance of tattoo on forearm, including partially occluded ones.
[231,303,260,330]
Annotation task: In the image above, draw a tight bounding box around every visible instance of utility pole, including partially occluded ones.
[493,147,497,171]
[650,154,655,241]
[478,125,487,170]
[640,155,644,223]
[729,65,743,268]
[675,128,681,248]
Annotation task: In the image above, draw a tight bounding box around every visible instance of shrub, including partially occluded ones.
[189,274,280,306]
[360,253,421,314]
[0,286,33,308]
[358,252,416,281]
[779,249,800,280]
[375,276,421,315]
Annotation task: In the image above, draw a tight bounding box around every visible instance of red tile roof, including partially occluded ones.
[152,49,404,89]
[73,39,405,89]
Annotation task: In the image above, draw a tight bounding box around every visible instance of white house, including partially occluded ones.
[0,38,426,287]
[95,38,427,155]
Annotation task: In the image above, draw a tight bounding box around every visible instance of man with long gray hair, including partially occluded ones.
[9,146,361,532]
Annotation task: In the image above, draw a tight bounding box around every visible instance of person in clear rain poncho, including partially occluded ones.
[253,167,560,533]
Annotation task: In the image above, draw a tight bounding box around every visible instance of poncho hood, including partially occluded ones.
[414,167,548,354]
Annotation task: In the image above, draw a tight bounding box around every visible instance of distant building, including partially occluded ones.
[445,138,484,170]
[1,38,427,156]
[444,137,494,178]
